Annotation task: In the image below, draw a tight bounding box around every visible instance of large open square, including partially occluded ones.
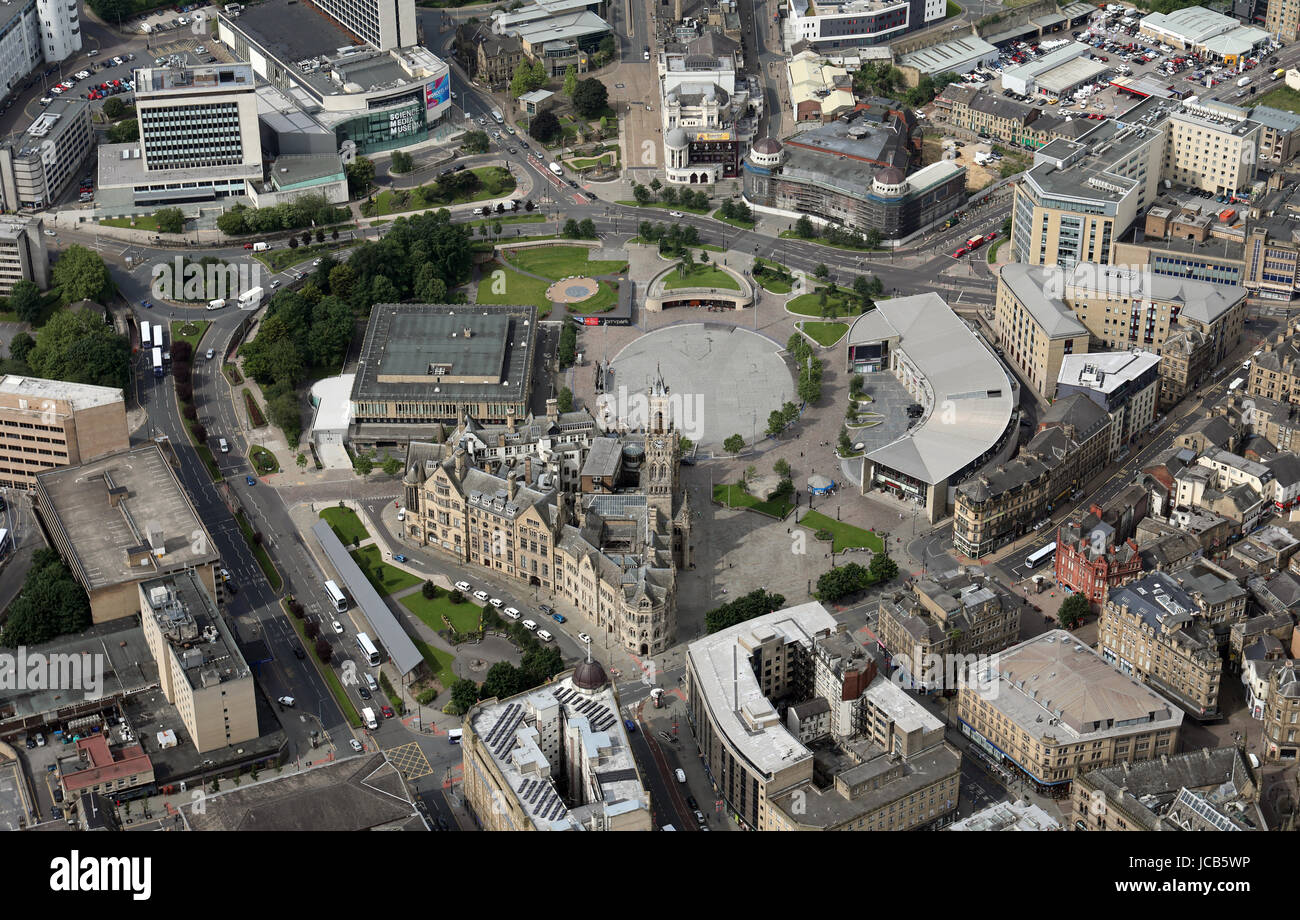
[607,324,794,450]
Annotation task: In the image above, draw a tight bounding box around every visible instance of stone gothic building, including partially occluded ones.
[400,376,691,656]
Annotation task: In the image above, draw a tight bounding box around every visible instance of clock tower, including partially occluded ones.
[640,368,679,518]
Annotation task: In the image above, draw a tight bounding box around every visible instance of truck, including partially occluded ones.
[362,707,378,730]
[966,235,986,250]
[238,286,263,310]
[1274,68,1286,79]
[1238,76,1251,87]
[252,241,268,252]
[548,162,563,176]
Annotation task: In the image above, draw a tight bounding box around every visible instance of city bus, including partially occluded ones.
[1025,542,1057,570]
[324,579,347,613]
[151,347,164,377]
[355,632,381,667]
[140,321,152,349]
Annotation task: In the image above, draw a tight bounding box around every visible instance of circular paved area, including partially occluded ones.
[546,276,599,303]
[607,325,795,451]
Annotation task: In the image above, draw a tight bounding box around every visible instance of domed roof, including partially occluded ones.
[665,127,688,149]
[875,166,905,186]
[752,137,782,155]
[573,657,609,691]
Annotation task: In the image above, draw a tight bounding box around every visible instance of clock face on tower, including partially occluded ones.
[654,439,665,448]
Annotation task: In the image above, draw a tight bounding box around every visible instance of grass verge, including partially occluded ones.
[249,444,279,474]
[171,319,210,353]
[713,483,794,518]
[401,590,484,633]
[283,599,362,729]
[349,544,422,595]
[798,510,885,553]
[799,321,848,346]
[319,506,369,546]
[235,510,283,591]
[663,264,740,291]
[504,244,627,279]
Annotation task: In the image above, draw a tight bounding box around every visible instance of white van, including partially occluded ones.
[365,673,378,691]
[675,768,686,783]
[362,707,378,730]
[252,241,268,252]
[218,438,229,453]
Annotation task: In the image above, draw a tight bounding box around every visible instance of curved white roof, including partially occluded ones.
[849,293,1015,485]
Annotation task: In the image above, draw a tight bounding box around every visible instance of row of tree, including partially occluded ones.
[637,221,700,257]
[561,218,598,240]
[217,195,351,237]
[3,307,130,391]
[630,180,710,212]
[786,332,825,404]
[792,215,882,251]
[815,553,899,603]
[704,589,787,634]
[0,548,91,647]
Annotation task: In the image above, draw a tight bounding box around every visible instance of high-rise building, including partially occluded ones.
[36,0,81,63]
[0,97,93,211]
[309,0,416,51]
[0,375,129,489]
[0,216,49,295]
[135,65,262,172]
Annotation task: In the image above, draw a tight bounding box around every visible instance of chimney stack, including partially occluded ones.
[506,407,516,432]
[507,470,518,501]
[547,397,559,421]
[526,455,533,484]
[454,449,468,480]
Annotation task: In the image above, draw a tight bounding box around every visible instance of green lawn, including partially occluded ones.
[504,245,626,279]
[567,150,618,170]
[414,637,456,689]
[401,590,484,634]
[798,510,885,553]
[466,213,545,232]
[476,263,553,318]
[319,506,370,546]
[987,238,1007,263]
[1251,84,1300,113]
[349,545,422,595]
[713,483,794,519]
[170,319,210,353]
[235,510,282,591]
[777,230,884,253]
[711,208,756,230]
[100,214,162,231]
[285,599,362,728]
[616,199,712,214]
[757,274,793,293]
[787,287,862,318]
[663,264,740,291]
[799,322,848,346]
[566,280,619,314]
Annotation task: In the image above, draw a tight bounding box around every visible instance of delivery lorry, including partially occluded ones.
[238,286,263,309]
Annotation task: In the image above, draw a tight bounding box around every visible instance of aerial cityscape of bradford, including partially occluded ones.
[0,0,1295,862]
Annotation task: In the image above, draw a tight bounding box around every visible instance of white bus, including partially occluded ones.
[140,321,152,349]
[355,632,380,667]
[324,579,348,612]
[1228,377,1245,392]
[151,347,164,378]
[1025,542,1057,570]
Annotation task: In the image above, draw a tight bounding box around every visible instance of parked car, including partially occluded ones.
[488,597,503,608]
[454,581,472,592]
[503,606,521,620]
[551,612,566,623]
[536,629,554,642]
[521,618,538,631]
[577,632,592,644]
[349,739,363,752]
[380,705,395,719]
[473,589,489,602]
[392,554,406,563]
[539,604,555,617]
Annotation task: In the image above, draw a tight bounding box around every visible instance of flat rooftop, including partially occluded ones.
[468,670,648,829]
[35,444,219,592]
[142,570,251,694]
[1065,261,1245,324]
[0,375,123,411]
[687,603,837,777]
[135,64,255,95]
[1003,41,1092,83]
[948,798,1062,830]
[849,293,1016,485]
[351,304,536,405]
[1036,57,1111,94]
[1056,350,1161,394]
[972,630,1184,744]
[222,0,365,66]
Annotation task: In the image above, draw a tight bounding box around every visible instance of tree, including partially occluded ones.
[766,410,787,438]
[102,96,127,120]
[774,458,791,478]
[422,579,440,600]
[450,678,481,714]
[288,236,299,249]
[510,60,544,97]
[27,308,130,390]
[572,78,609,118]
[153,207,185,234]
[106,118,139,143]
[864,228,883,250]
[300,231,312,247]
[794,215,816,238]
[462,130,490,154]
[578,218,596,239]
[52,245,114,304]
[633,183,652,205]
[868,552,898,584]
[558,323,577,368]
[0,548,91,647]
[354,452,373,477]
[381,452,403,478]
[314,637,332,663]
[529,108,561,143]
[296,452,308,471]
[8,331,35,363]
[390,150,414,174]
[562,63,578,97]
[449,589,465,605]
[10,281,41,324]
[816,562,871,603]
[704,589,786,634]
[481,661,525,700]
[557,386,574,412]
[1058,593,1089,629]
[345,157,375,198]
[723,433,745,456]
[814,263,829,280]
[562,218,580,238]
